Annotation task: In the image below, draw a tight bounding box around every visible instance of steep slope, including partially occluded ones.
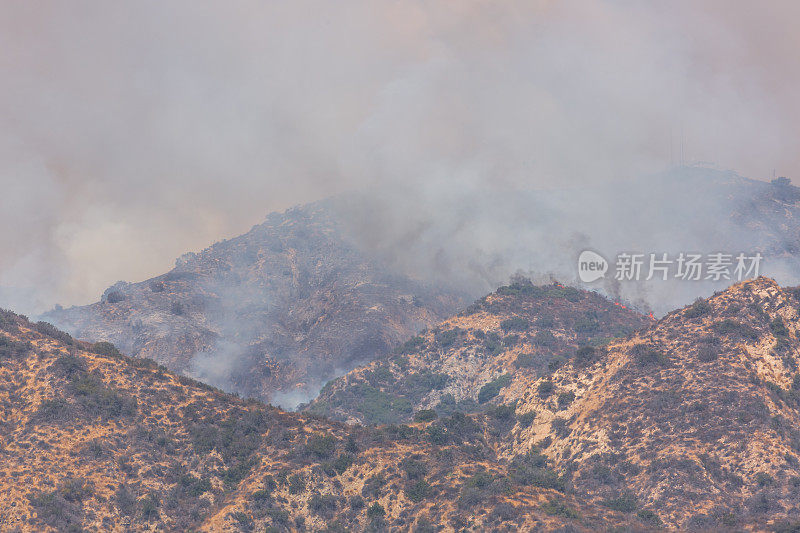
[0,310,645,532]
[499,277,800,530]
[43,201,467,406]
[40,170,800,405]
[310,277,800,530]
[307,280,651,425]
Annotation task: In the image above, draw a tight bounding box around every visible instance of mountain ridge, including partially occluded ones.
[0,306,649,532]
[309,276,800,529]
[43,201,468,407]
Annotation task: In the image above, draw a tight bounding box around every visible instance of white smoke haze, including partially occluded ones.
[1,1,800,314]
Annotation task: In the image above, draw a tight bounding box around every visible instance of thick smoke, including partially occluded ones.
[1,1,800,314]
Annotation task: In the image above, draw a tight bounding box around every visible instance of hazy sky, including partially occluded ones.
[1,1,799,313]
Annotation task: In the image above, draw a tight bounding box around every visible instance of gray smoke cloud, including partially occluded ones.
[1,1,800,314]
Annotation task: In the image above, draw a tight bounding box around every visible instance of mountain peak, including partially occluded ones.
[309,277,800,528]
[308,281,650,425]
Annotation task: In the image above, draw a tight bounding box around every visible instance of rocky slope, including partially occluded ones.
[0,310,646,532]
[309,277,800,530]
[308,280,651,425]
[40,171,800,405]
[502,277,800,530]
[43,201,467,406]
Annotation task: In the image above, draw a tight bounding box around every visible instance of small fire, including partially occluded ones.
[648,312,655,320]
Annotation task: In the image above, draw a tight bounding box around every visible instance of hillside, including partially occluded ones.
[40,171,800,405]
[309,277,800,530]
[43,201,467,406]
[0,310,647,532]
[308,280,651,425]
[500,277,800,529]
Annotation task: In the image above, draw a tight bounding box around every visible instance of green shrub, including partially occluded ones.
[163,271,198,282]
[509,451,564,490]
[141,493,160,521]
[34,398,74,424]
[251,489,271,505]
[222,458,259,485]
[396,336,425,354]
[332,454,354,475]
[771,318,790,338]
[774,520,800,533]
[435,328,461,348]
[364,365,395,387]
[535,315,555,328]
[502,334,520,347]
[115,485,137,517]
[557,391,575,409]
[306,433,337,459]
[537,380,554,398]
[514,353,537,368]
[534,330,556,347]
[406,371,449,395]
[34,321,73,345]
[574,316,599,333]
[489,403,517,422]
[106,291,126,304]
[712,320,760,341]
[52,354,87,378]
[308,494,338,517]
[496,278,542,296]
[405,479,431,502]
[697,336,721,362]
[0,309,20,332]
[756,472,775,487]
[69,376,138,419]
[361,474,386,498]
[631,344,669,366]
[541,499,579,518]
[413,409,438,423]
[288,474,305,494]
[354,385,413,425]
[29,491,82,530]
[551,417,569,437]
[517,411,536,428]
[349,495,365,510]
[466,470,494,489]
[267,507,289,525]
[401,457,428,480]
[58,477,94,503]
[426,412,481,445]
[367,503,385,519]
[231,511,253,530]
[478,374,511,403]
[637,509,662,526]
[574,346,597,367]
[500,316,530,332]
[149,281,165,292]
[179,474,212,497]
[685,298,712,319]
[90,341,121,357]
[483,334,503,356]
[603,492,638,512]
[0,335,31,359]
[425,424,447,445]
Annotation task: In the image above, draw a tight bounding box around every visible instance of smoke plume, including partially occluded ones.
[1,1,800,314]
